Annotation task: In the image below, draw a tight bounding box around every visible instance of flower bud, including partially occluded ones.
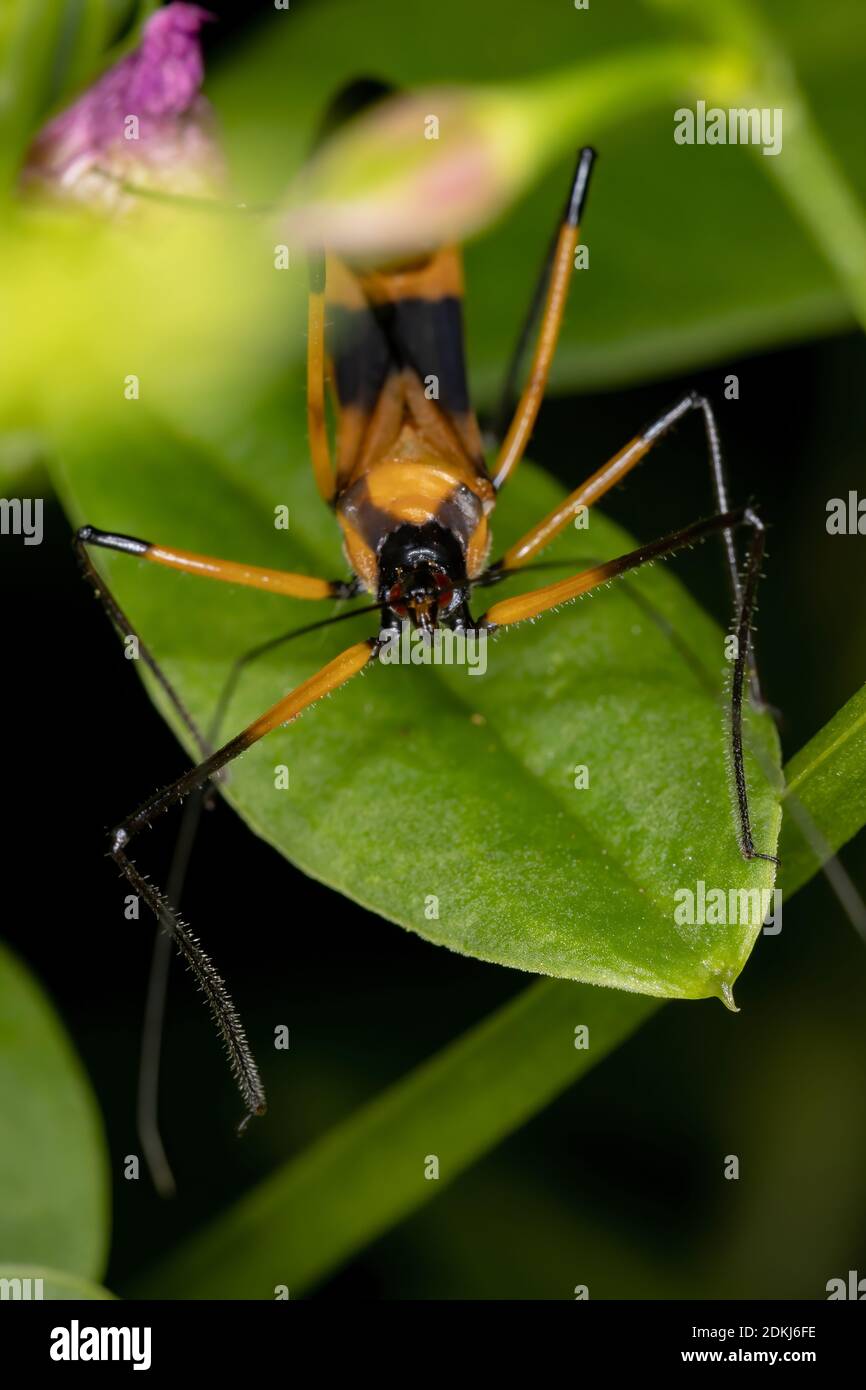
[281,86,540,262]
[22,3,224,211]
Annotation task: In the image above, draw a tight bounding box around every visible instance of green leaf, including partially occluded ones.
[132,700,844,1301]
[0,0,67,198]
[0,1265,115,1300]
[0,945,110,1278]
[130,982,658,1299]
[779,684,866,895]
[49,395,781,1002]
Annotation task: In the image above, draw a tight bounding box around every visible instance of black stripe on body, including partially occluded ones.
[337,479,404,551]
[330,305,392,412]
[380,297,471,416]
[434,482,483,540]
[329,297,472,418]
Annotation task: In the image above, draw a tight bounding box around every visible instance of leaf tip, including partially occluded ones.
[716,977,739,1013]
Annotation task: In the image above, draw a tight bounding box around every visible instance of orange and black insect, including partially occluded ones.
[75,79,776,1135]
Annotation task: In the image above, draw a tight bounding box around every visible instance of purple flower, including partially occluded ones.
[22,4,224,209]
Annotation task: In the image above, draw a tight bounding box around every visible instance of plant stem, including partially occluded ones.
[130,983,658,1298]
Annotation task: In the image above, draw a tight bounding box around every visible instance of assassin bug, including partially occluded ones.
[75,79,776,1137]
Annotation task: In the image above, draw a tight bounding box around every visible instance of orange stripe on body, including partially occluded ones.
[358,246,464,305]
[364,457,457,521]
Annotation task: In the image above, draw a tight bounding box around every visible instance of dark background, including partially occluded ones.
[2,0,865,1301]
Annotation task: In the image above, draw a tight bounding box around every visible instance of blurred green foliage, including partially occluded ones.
[0,945,109,1279]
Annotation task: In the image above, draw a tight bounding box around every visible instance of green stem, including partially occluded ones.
[644,0,866,332]
[780,684,866,895]
[755,105,866,334]
[0,0,67,198]
[61,0,114,99]
[520,42,748,163]
[130,984,658,1298]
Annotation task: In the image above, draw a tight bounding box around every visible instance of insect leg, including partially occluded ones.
[479,506,778,864]
[137,601,381,1192]
[485,224,559,450]
[490,392,765,703]
[77,525,355,600]
[112,639,379,1128]
[496,395,733,571]
[729,513,776,862]
[75,527,211,758]
[138,787,207,1196]
[76,523,358,787]
[490,147,596,491]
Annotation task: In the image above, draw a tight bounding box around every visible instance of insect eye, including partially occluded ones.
[387,582,408,617]
[432,569,453,608]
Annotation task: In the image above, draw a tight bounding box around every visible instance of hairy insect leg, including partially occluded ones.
[75,528,212,759]
[138,787,206,1197]
[136,602,381,1189]
[479,506,778,864]
[113,639,378,1129]
[728,513,777,862]
[78,511,373,1182]
[489,391,766,705]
